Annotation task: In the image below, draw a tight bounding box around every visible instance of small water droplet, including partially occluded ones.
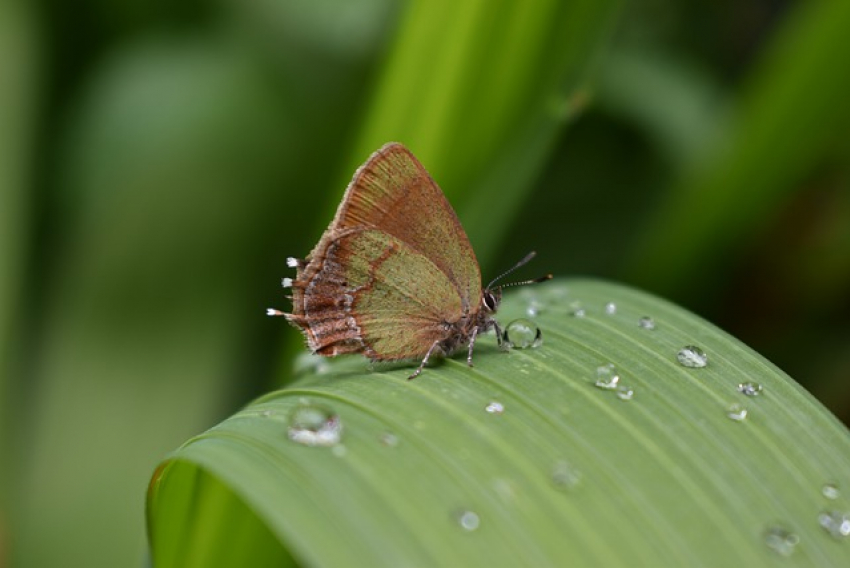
[822,483,840,500]
[764,526,799,556]
[616,385,635,401]
[570,302,586,318]
[819,510,850,538]
[260,409,274,417]
[457,510,480,531]
[677,345,707,368]
[551,460,581,491]
[604,302,617,315]
[502,319,542,349]
[293,352,332,375]
[637,316,655,330]
[594,363,620,390]
[331,444,347,457]
[379,432,399,447]
[526,299,543,317]
[485,401,505,415]
[287,404,343,447]
[726,403,748,421]
[737,382,763,396]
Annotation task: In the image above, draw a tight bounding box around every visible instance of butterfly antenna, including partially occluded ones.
[487,251,552,290]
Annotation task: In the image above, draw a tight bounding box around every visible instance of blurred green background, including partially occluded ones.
[2,0,849,566]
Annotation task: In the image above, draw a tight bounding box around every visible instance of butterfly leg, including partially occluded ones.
[492,320,504,349]
[408,340,441,380]
[467,326,479,367]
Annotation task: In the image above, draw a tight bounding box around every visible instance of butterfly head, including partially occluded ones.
[484,251,552,314]
[481,287,502,314]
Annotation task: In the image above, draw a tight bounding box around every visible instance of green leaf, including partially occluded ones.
[148,280,850,566]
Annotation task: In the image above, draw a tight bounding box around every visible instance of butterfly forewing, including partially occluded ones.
[328,143,482,311]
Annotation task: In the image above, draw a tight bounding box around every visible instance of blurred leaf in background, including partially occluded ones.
[2,0,850,566]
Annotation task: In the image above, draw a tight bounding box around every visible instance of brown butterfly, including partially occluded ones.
[269,142,550,379]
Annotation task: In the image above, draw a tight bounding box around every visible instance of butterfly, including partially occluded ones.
[268,142,549,379]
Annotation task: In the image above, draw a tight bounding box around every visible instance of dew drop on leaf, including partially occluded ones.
[379,432,399,447]
[818,510,850,539]
[594,363,620,390]
[737,382,763,396]
[677,345,708,368]
[764,526,799,556]
[726,403,748,421]
[502,319,542,349]
[822,483,840,500]
[616,385,635,401]
[287,404,343,447]
[456,510,480,532]
[551,460,581,491]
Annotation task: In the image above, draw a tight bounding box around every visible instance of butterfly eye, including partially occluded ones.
[483,290,499,312]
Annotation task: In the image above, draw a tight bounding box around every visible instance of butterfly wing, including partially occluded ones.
[318,142,482,311]
[288,228,462,360]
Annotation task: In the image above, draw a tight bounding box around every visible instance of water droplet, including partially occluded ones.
[331,444,347,457]
[726,403,748,421]
[594,363,620,390]
[260,409,274,417]
[287,404,343,447]
[764,526,799,556]
[457,510,480,531]
[737,382,763,396]
[293,352,332,375]
[379,432,399,447]
[551,460,581,491]
[637,316,655,330]
[677,345,707,368]
[616,385,635,401]
[604,302,617,315]
[485,401,505,415]
[569,302,586,318]
[526,299,543,317]
[502,319,542,349]
[822,483,840,500]
[819,510,850,538]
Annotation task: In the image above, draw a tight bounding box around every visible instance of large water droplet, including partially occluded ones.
[637,316,655,330]
[822,483,840,500]
[818,510,850,538]
[737,382,763,396]
[551,460,581,491]
[604,302,617,315]
[287,404,343,447]
[502,319,542,349]
[677,346,707,368]
[616,385,635,401]
[485,401,505,415]
[726,403,748,421]
[594,363,620,390]
[764,526,799,556]
[457,510,480,531]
